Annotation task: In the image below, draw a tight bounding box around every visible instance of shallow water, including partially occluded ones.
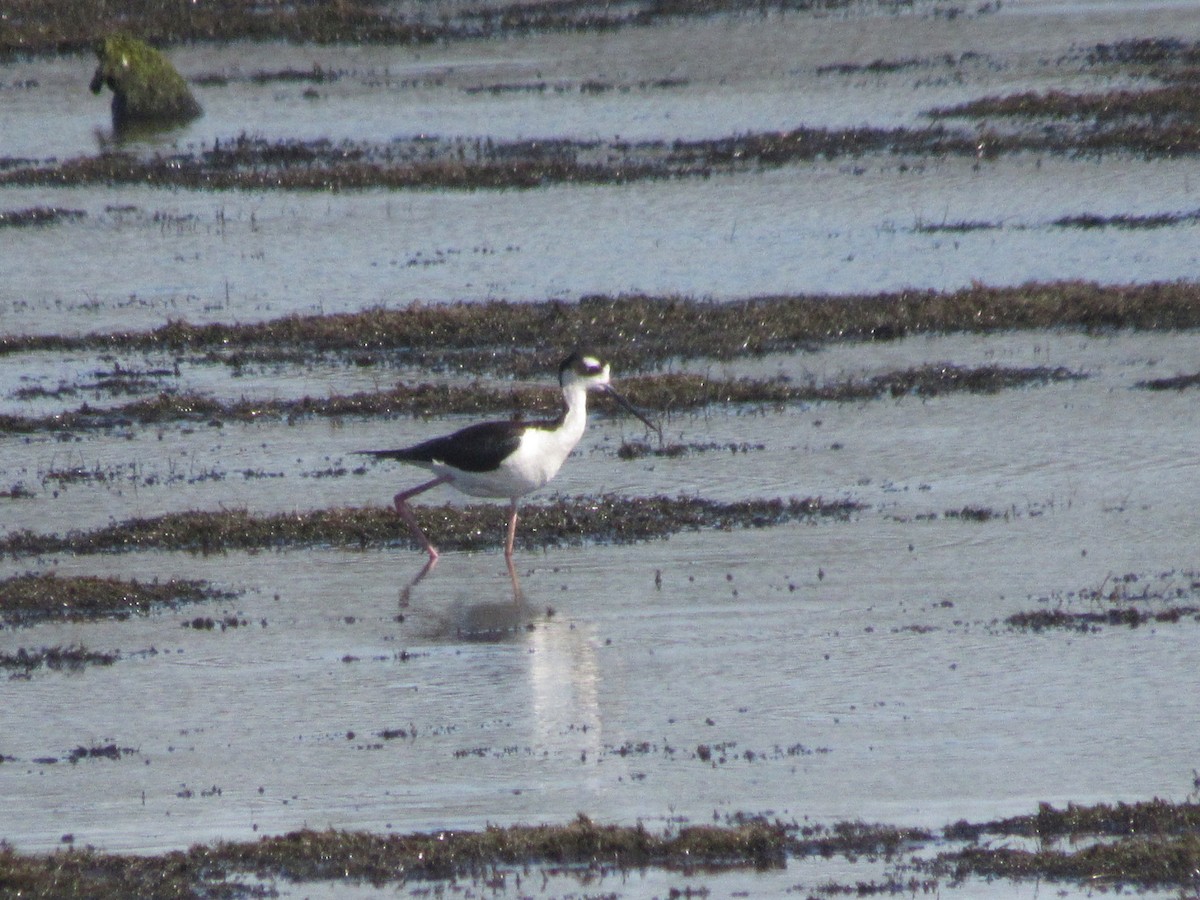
[4,2,1200,334]
[1,331,1198,869]
[5,152,1200,336]
[2,1,1200,896]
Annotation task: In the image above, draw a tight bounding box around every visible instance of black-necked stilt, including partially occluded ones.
[359,351,659,586]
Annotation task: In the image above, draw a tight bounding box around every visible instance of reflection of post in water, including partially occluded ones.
[528,620,604,782]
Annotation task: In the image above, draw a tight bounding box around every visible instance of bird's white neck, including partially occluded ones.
[500,381,591,494]
[558,381,590,446]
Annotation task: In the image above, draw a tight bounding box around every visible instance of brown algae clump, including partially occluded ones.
[0,207,87,228]
[948,798,1200,841]
[3,283,1197,372]
[940,835,1200,887]
[90,34,202,129]
[0,572,232,626]
[1005,569,1200,632]
[1005,606,1200,631]
[217,816,787,880]
[1137,371,1200,390]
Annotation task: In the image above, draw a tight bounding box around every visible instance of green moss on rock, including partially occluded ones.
[89,34,202,127]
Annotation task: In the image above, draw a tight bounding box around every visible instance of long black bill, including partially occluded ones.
[603,384,663,445]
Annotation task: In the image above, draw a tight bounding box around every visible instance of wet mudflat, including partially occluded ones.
[3,1,1200,897]
[3,331,1199,899]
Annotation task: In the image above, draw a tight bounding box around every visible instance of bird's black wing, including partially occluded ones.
[358,420,524,473]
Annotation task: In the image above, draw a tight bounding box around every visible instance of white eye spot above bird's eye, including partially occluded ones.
[580,356,603,372]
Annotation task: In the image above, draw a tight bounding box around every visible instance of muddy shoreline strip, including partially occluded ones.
[0,495,859,559]
[0,572,231,625]
[0,125,988,191]
[1,0,901,57]
[3,800,1199,896]
[0,365,1082,434]
[0,818,787,897]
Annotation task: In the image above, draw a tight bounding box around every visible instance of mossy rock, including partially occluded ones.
[89,34,202,128]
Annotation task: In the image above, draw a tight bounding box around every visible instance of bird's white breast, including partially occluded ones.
[425,383,591,500]
[443,413,586,499]
[505,426,572,487]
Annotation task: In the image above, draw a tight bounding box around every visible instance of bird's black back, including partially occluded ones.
[360,420,527,473]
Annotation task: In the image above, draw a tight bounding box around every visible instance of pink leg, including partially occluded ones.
[504,499,520,562]
[504,499,523,601]
[393,475,452,562]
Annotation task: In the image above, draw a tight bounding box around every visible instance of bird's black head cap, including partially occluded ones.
[559,350,607,385]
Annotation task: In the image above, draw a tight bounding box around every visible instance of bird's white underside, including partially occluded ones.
[414,381,591,499]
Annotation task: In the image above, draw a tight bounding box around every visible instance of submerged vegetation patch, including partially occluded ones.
[0,495,861,559]
[947,798,1200,841]
[1053,209,1200,230]
[909,801,1200,890]
[0,572,233,626]
[2,0,982,56]
[934,834,1200,887]
[0,817,786,897]
[1137,371,1200,391]
[1006,605,1200,632]
[1083,37,1200,72]
[913,218,1001,233]
[0,644,118,673]
[3,281,1187,374]
[926,801,1200,889]
[618,439,766,459]
[926,39,1200,158]
[930,83,1200,123]
[816,54,967,76]
[0,206,86,228]
[914,800,1200,891]
[218,816,789,880]
[1006,570,1200,632]
[0,364,1084,434]
[11,109,1200,193]
[462,75,690,95]
[0,125,985,192]
[6,100,1200,193]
